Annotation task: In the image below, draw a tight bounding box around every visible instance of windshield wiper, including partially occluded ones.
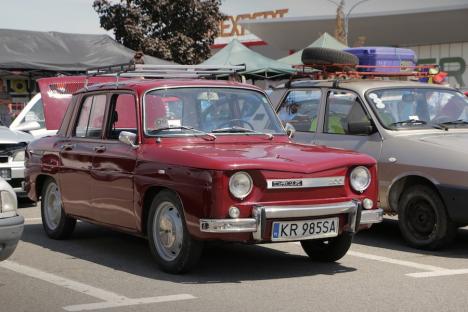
[211,126,273,139]
[390,119,427,127]
[439,119,468,126]
[150,126,216,140]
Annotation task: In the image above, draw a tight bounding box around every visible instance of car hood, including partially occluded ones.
[0,126,32,144]
[144,141,376,173]
[408,132,468,154]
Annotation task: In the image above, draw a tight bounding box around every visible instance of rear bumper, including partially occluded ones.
[200,200,366,240]
[0,215,24,261]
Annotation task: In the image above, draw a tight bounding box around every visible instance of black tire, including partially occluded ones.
[301,47,359,70]
[41,177,76,239]
[398,185,457,250]
[300,232,353,262]
[147,190,203,274]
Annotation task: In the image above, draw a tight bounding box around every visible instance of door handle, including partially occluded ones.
[94,145,106,153]
[61,143,75,151]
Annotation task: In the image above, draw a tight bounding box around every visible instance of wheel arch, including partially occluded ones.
[35,174,54,200]
[387,173,444,213]
[140,186,185,235]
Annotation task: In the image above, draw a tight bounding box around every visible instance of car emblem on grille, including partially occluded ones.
[267,176,345,189]
[271,180,303,187]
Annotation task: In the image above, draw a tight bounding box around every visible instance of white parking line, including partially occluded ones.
[0,261,195,311]
[24,217,42,224]
[348,251,468,278]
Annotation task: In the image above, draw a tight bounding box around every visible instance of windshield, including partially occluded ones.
[144,87,284,136]
[366,88,468,129]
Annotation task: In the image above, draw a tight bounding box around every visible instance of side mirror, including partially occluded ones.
[119,131,138,148]
[12,121,41,132]
[285,122,296,138]
[347,120,376,135]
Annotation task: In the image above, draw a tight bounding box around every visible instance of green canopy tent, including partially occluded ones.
[278,32,348,65]
[203,39,294,79]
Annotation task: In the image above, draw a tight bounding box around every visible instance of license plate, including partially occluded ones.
[0,168,11,180]
[271,217,339,242]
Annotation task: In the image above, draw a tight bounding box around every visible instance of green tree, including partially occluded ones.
[93,0,225,64]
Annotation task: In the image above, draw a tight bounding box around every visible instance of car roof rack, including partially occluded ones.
[85,63,246,78]
[294,64,441,79]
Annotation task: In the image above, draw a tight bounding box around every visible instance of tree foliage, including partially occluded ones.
[93,0,225,64]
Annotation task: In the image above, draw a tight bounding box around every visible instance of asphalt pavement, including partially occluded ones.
[1,201,468,312]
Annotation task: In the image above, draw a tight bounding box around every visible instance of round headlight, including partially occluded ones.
[229,172,253,200]
[350,166,371,193]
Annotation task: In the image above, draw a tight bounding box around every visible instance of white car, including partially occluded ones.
[0,177,23,261]
[0,120,32,195]
[9,93,57,139]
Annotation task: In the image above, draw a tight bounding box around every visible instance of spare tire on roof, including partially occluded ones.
[301,47,359,70]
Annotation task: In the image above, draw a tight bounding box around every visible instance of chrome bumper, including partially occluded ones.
[200,200,367,240]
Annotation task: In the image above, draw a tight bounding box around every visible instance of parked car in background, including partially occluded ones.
[10,77,117,139]
[25,65,382,273]
[0,177,24,261]
[270,79,468,250]
[0,119,32,196]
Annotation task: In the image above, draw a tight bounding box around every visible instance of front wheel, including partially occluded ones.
[41,177,76,239]
[398,185,457,250]
[147,191,203,274]
[300,232,353,262]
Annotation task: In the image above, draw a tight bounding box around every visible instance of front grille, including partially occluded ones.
[0,143,27,157]
[0,156,8,163]
[9,178,23,188]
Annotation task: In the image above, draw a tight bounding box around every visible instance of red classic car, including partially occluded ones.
[25,66,382,273]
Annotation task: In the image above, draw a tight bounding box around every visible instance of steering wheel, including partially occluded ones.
[217,119,254,130]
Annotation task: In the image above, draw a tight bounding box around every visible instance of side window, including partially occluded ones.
[74,94,106,138]
[325,91,370,135]
[106,93,137,140]
[278,89,321,132]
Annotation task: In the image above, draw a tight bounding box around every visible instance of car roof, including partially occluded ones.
[274,79,455,93]
[80,78,264,94]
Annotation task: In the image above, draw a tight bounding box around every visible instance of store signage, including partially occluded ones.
[219,8,289,38]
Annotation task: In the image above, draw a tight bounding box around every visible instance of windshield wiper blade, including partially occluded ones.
[211,126,273,139]
[211,126,255,133]
[439,119,468,125]
[150,126,216,140]
[390,119,427,127]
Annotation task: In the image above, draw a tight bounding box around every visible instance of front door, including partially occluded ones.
[90,93,138,230]
[276,88,323,144]
[314,90,383,161]
[59,93,107,218]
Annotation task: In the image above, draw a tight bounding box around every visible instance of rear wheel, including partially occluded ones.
[41,177,76,239]
[300,232,353,262]
[147,190,203,274]
[398,185,457,250]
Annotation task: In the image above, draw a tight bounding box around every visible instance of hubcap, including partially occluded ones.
[152,201,183,261]
[44,182,62,230]
[407,199,436,239]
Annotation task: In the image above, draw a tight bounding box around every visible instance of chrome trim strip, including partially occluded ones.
[261,201,357,219]
[199,218,257,233]
[266,176,345,189]
[360,208,384,224]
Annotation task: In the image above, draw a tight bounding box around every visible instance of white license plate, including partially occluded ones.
[271,217,339,242]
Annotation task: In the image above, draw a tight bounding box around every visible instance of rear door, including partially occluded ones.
[89,92,138,229]
[59,93,107,219]
[314,90,383,160]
